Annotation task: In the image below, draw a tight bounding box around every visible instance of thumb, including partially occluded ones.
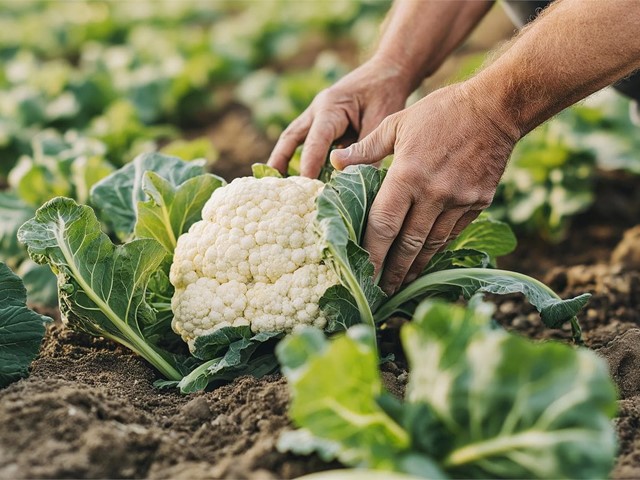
[330,116,396,170]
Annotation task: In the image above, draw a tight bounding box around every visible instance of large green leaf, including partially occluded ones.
[90,152,208,240]
[0,262,51,388]
[297,471,423,480]
[134,170,225,253]
[278,300,617,479]
[17,197,183,380]
[316,166,387,329]
[376,268,590,338]
[403,300,617,479]
[277,326,411,470]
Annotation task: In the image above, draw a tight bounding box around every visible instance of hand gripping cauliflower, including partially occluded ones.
[170,175,339,349]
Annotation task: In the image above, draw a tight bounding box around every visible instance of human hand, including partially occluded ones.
[330,83,519,294]
[267,57,413,178]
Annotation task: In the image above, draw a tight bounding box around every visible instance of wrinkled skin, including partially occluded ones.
[270,77,516,294]
[330,84,516,293]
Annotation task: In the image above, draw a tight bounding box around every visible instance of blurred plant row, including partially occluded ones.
[0,1,638,307]
[0,0,387,305]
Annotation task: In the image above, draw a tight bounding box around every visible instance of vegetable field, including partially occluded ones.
[1,2,639,479]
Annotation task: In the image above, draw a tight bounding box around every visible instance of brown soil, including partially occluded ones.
[1,102,639,477]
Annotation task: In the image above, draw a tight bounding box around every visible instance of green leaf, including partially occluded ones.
[0,262,51,388]
[90,152,208,241]
[421,249,490,276]
[277,326,411,470]
[17,197,182,381]
[316,166,387,330]
[251,163,283,178]
[376,268,590,335]
[317,165,386,243]
[134,170,225,253]
[447,216,516,262]
[402,300,617,479]
[279,300,616,479]
[296,469,425,480]
[175,326,282,393]
[191,325,254,361]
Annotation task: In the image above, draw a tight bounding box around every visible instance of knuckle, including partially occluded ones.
[316,88,331,100]
[475,195,494,209]
[281,122,304,140]
[429,185,453,205]
[368,212,400,241]
[378,114,398,134]
[396,232,425,258]
[422,237,448,252]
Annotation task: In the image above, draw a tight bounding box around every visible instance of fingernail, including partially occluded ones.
[330,147,351,163]
[380,282,395,296]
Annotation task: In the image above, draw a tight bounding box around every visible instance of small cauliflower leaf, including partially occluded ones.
[251,163,283,178]
[0,262,51,388]
[446,215,516,263]
[420,248,491,276]
[135,170,225,253]
[17,197,183,381]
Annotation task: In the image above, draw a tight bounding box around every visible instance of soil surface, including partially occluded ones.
[1,106,639,478]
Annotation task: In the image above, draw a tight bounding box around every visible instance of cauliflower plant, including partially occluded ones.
[170,175,339,349]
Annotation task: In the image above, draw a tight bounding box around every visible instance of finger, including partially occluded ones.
[300,111,349,178]
[379,202,443,294]
[361,168,414,282]
[268,112,313,174]
[438,209,481,253]
[404,208,471,283]
[330,115,397,170]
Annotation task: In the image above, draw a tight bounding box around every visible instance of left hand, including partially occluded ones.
[330,82,519,294]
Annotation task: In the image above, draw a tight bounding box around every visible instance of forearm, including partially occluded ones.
[469,0,640,140]
[373,0,494,91]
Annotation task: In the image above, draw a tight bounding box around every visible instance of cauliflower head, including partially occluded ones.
[170,175,340,349]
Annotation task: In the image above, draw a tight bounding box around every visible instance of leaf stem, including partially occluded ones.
[330,245,376,331]
[374,268,573,326]
[55,216,182,381]
[443,428,592,468]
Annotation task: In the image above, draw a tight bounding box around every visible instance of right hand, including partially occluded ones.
[267,57,413,178]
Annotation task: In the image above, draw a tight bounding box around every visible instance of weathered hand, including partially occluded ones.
[267,57,412,178]
[330,83,518,294]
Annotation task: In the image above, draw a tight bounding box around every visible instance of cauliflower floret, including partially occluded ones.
[170,176,339,350]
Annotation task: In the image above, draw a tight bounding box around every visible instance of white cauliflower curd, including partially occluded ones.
[169,175,340,349]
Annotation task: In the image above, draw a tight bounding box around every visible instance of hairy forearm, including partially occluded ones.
[469,0,640,140]
[373,0,494,91]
